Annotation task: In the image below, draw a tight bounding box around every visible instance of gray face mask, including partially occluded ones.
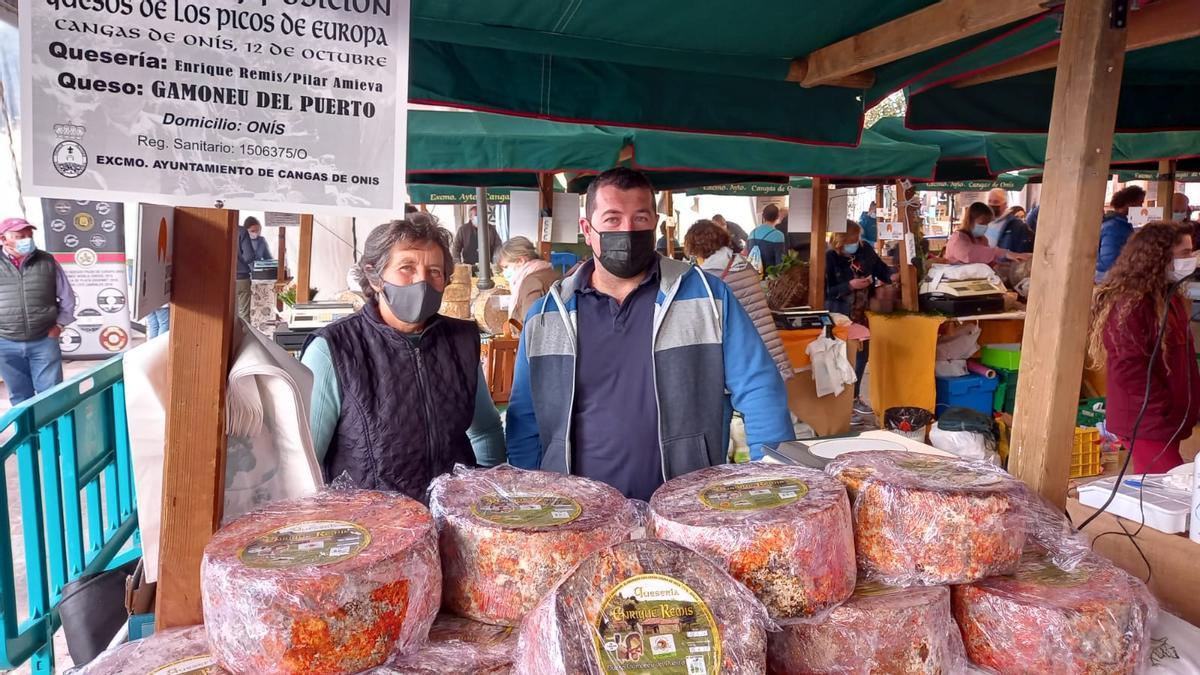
[380,280,442,325]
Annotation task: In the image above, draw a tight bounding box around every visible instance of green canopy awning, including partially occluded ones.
[685,178,813,197]
[1018,169,1200,184]
[914,176,1028,192]
[406,186,515,204]
[408,1,1049,144]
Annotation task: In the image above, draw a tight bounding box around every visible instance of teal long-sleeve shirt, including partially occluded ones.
[301,336,507,468]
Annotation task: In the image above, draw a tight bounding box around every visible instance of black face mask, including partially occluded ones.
[596,229,657,279]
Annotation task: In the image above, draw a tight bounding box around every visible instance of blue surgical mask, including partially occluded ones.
[972,223,989,238]
[843,242,859,255]
[502,265,517,283]
[1174,211,1189,222]
[15,239,34,255]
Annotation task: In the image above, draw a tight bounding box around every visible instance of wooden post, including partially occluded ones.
[297,214,314,303]
[156,207,238,629]
[1009,0,1127,508]
[808,177,829,308]
[895,180,921,311]
[537,173,555,259]
[1157,159,1176,210]
[276,227,286,284]
[663,191,676,259]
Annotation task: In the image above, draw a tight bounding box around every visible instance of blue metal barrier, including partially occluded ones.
[0,356,140,674]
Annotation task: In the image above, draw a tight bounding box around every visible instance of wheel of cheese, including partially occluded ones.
[767,583,965,674]
[649,463,855,621]
[826,450,1026,585]
[429,465,638,626]
[77,626,223,675]
[515,539,770,675]
[952,554,1155,674]
[365,614,517,675]
[201,489,441,675]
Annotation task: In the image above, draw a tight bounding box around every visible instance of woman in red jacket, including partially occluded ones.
[1089,221,1200,473]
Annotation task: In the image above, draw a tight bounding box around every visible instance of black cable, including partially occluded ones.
[1077,274,1193,531]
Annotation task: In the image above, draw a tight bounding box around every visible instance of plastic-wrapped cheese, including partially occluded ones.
[366,614,517,675]
[201,489,441,675]
[77,626,224,675]
[953,554,1156,674]
[429,465,638,626]
[768,583,966,674]
[515,539,771,674]
[826,451,1025,585]
[650,463,855,620]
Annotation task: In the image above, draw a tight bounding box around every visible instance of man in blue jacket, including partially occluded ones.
[1095,185,1146,283]
[506,168,794,500]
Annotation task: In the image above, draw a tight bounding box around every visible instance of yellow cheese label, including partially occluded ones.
[1014,561,1091,587]
[698,477,808,511]
[238,519,370,569]
[471,493,582,527]
[149,655,220,675]
[593,574,722,675]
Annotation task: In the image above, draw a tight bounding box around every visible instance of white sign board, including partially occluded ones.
[21,0,410,214]
[506,190,540,242]
[787,187,850,233]
[551,193,582,244]
[1130,206,1164,227]
[879,221,906,241]
[133,204,174,320]
[265,212,302,228]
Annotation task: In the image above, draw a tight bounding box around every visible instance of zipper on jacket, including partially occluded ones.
[413,346,440,475]
[17,262,30,339]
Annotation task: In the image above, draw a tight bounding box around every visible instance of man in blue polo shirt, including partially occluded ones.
[506,168,794,500]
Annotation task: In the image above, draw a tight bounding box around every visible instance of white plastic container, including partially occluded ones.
[1078,474,1191,534]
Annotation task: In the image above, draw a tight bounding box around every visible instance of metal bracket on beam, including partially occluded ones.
[1111,0,1129,28]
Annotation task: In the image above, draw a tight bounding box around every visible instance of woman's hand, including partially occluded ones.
[849,277,872,290]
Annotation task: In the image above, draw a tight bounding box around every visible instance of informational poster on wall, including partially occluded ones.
[787,187,850,233]
[40,199,132,357]
[132,204,174,320]
[21,0,410,214]
[1130,206,1163,228]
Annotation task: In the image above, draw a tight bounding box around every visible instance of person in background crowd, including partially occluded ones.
[826,220,891,412]
[301,218,505,499]
[146,305,170,338]
[747,203,787,272]
[985,188,1033,253]
[1090,221,1200,473]
[451,206,502,266]
[498,236,561,323]
[1172,192,1192,224]
[1008,205,1027,222]
[1095,185,1148,283]
[945,202,1025,265]
[0,218,75,406]
[858,201,879,248]
[711,214,748,252]
[1026,204,1040,232]
[236,217,272,323]
[506,168,794,500]
[655,219,681,257]
[684,219,793,383]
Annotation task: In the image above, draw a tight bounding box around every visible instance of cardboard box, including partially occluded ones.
[786,339,858,437]
[1066,498,1200,627]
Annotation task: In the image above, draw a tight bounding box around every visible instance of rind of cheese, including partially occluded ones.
[429,465,637,626]
[826,450,1026,585]
[650,463,856,621]
[768,583,966,674]
[76,626,222,675]
[952,554,1156,674]
[514,539,771,675]
[201,489,441,675]
[364,614,517,675]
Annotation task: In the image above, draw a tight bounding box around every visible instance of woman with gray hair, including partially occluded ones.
[498,236,561,322]
[300,217,506,499]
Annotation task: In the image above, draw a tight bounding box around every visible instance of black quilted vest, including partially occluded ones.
[0,251,59,341]
[313,304,480,500]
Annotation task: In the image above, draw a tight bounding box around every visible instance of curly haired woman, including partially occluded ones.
[1089,221,1200,473]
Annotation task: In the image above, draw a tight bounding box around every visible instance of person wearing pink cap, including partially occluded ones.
[0,218,76,405]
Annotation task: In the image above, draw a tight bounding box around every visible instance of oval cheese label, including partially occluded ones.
[149,655,220,675]
[852,580,908,599]
[593,574,722,675]
[698,477,808,511]
[1014,561,1091,587]
[895,456,1004,487]
[238,519,371,568]
[470,493,582,527]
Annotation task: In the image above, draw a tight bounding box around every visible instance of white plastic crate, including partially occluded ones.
[1078,474,1192,534]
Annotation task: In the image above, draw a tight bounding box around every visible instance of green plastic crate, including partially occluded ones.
[1077,398,1106,427]
[993,367,1018,414]
[981,344,1021,371]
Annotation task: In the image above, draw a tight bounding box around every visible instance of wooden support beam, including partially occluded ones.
[537,173,555,259]
[1157,159,1176,210]
[796,0,1046,87]
[896,181,921,311]
[156,207,238,629]
[663,191,676,259]
[276,227,286,284]
[296,214,314,303]
[786,59,875,89]
[956,0,1199,87]
[808,178,829,308]
[1009,0,1128,508]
